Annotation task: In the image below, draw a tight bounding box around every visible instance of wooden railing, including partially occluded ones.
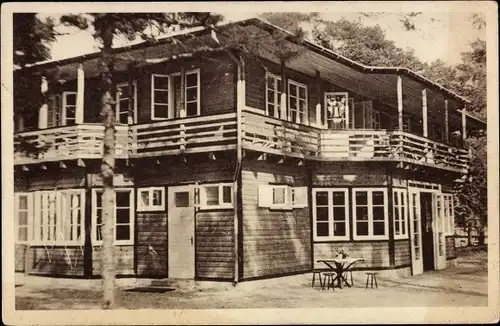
[14,124,129,165]
[130,112,237,158]
[241,110,469,173]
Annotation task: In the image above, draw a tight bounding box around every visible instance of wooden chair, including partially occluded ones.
[322,272,336,291]
[311,269,325,288]
[365,272,378,289]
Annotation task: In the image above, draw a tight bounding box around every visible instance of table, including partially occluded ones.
[317,258,365,289]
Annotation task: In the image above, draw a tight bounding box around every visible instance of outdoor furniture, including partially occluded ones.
[317,258,364,289]
[311,269,326,288]
[322,272,336,291]
[343,270,354,285]
[365,272,378,289]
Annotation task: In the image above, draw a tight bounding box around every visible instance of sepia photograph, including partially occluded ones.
[2,1,498,325]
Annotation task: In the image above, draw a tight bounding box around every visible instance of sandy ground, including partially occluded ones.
[14,249,488,310]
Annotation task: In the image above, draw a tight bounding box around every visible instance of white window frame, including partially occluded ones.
[116,81,137,124]
[372,109,381,129]
[352,188,389,240]
[442,193,455,235]
[288,79,308,124]
[270,185,291,210]
[137,187,165,212]
[62,91,77,126]
[198,183,234,210]
[312,188,350,241]
[151,69,201,121]
[58,189,86,244]
[393,188,408,239]
[92,188,135,245]
[15,192,32,244]
[265,72,282,119]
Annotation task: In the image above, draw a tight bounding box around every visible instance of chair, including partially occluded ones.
[322,272,336,291]
[311,269,325,288]
[365,272,378,289]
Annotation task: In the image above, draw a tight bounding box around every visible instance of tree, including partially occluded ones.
[58,12,223,309]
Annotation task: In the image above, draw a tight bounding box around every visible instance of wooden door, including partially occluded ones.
[420,192,435,271]
[433,193,447,270]
[409,189,423,275]
[168,185,195,278]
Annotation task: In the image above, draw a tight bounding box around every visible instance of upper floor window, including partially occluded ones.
[116,82,137,124]
[151,69,200,120]
[266,73,283,119]
[62,91,77,126]
[312,188,349,241]
[393,189,408,239]
[288,80,308,124]
[92,189,134,245]
[353,188,388,240]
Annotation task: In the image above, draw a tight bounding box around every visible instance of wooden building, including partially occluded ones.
[13,18,485,282]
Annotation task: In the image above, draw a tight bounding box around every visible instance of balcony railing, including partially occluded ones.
[130,112,237,158]
[14,124,129,165]
[241,110,469,173]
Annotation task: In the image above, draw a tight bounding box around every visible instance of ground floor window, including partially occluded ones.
[312,188,349,241]
[92,188,134,245]
[353,188,388,240]
[198,183,234,209]
[393,189,408,239]
[442,193,454,235]
[15,193,32,243]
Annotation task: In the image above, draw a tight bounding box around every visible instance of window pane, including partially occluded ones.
[332,192,345,206]
[373,207,385,221]
[394,193,399,205]
[316,207,329,221]
[154,90,169,104]
[401,221,406,235]
[205,186,219,206]
[116,225,130,240]
[299,86,306,99]
[117,85,130,98]
[96,225,102,241]
[222,186,232,204]
[356,222,369,236]
[116,192,130,207]
[116,208,130,224]
[289,84,297,95]
[152,189,163,206]
[186,73,197,86]
[373,191,384,205]
[96,208,103,225]
[186,102,198,116]
[315,192,328,206]
[96,192,103,208]
[19,211,28,225]
[175,192,189,207]
[65,93,77,105]
[333,222,346,236]
[373,222,385,235]
[18,227,28,241]
[186,87,197,102]
[356,206,368,220]
[317,222,329,237]
[140,191,150,207]
[154,76,169,90]
[273,188,286,205]
[66,106,76,118]
[356,191,368,205]
[333,207,346,221]
[154,104,169,118]
[19,196,28,209]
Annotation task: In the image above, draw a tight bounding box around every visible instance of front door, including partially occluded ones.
[409,189,423,275]
[168,185,195,278]
[433,193,447,270]
[420,193,434,271]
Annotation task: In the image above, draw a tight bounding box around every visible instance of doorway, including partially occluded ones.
[167,185,195,278]
[420,192,435,271]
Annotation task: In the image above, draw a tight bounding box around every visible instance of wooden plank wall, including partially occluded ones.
[92,246,134,275]
[445,235,456,259]
[25,246,85,276]
[314,241,390,268]
[27,169,86,191]
[241,161,311,279]
[394,240,411,266]
[136,212,168,277]
[313,162,388,186]
[196,211,234,279]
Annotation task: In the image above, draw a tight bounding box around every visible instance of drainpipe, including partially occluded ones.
[228,50,244,285]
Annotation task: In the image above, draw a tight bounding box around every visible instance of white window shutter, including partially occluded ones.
[287,186,294,209]
[293,186,308,208]
[258,185,273,208]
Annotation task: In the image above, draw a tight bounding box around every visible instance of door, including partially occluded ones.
[433,193,447,270]
[420,193,434,271]
[409,189,423,275]
[168,185,195,278]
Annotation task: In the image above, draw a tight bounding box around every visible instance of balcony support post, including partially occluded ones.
[315,70,322,128]
[179,66,186,151]
[38,76,48,129]
[397,75,403,131]
[444,100,449,144]
[127,63,135,124]
[76,64,84,124]
[280,60,287,120]
[461,106,467,142]
[421,88,428,138]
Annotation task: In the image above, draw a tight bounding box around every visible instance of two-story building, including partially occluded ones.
[13,18,486,282]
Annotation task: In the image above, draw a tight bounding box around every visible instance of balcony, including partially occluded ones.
[241,110,470,173]
[14,124,129,165]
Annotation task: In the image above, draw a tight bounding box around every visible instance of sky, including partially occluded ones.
[42,8,485,67]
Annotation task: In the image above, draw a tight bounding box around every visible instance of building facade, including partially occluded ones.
[13,18,485,282]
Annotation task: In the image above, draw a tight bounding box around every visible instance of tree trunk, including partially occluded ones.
[100,28,116,309]
[467,224,473,247]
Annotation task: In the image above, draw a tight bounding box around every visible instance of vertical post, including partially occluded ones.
[127,63,134,125]
[422,88,428,138]
[397,75,404,132]
[315,70,322,128]
[179,66,186,151]
[387,172,395,267]
[461,106,467,142]
[76,64,85,124]
[280,60,287,120]
[38,76,48,129]
[444,100,449,144]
